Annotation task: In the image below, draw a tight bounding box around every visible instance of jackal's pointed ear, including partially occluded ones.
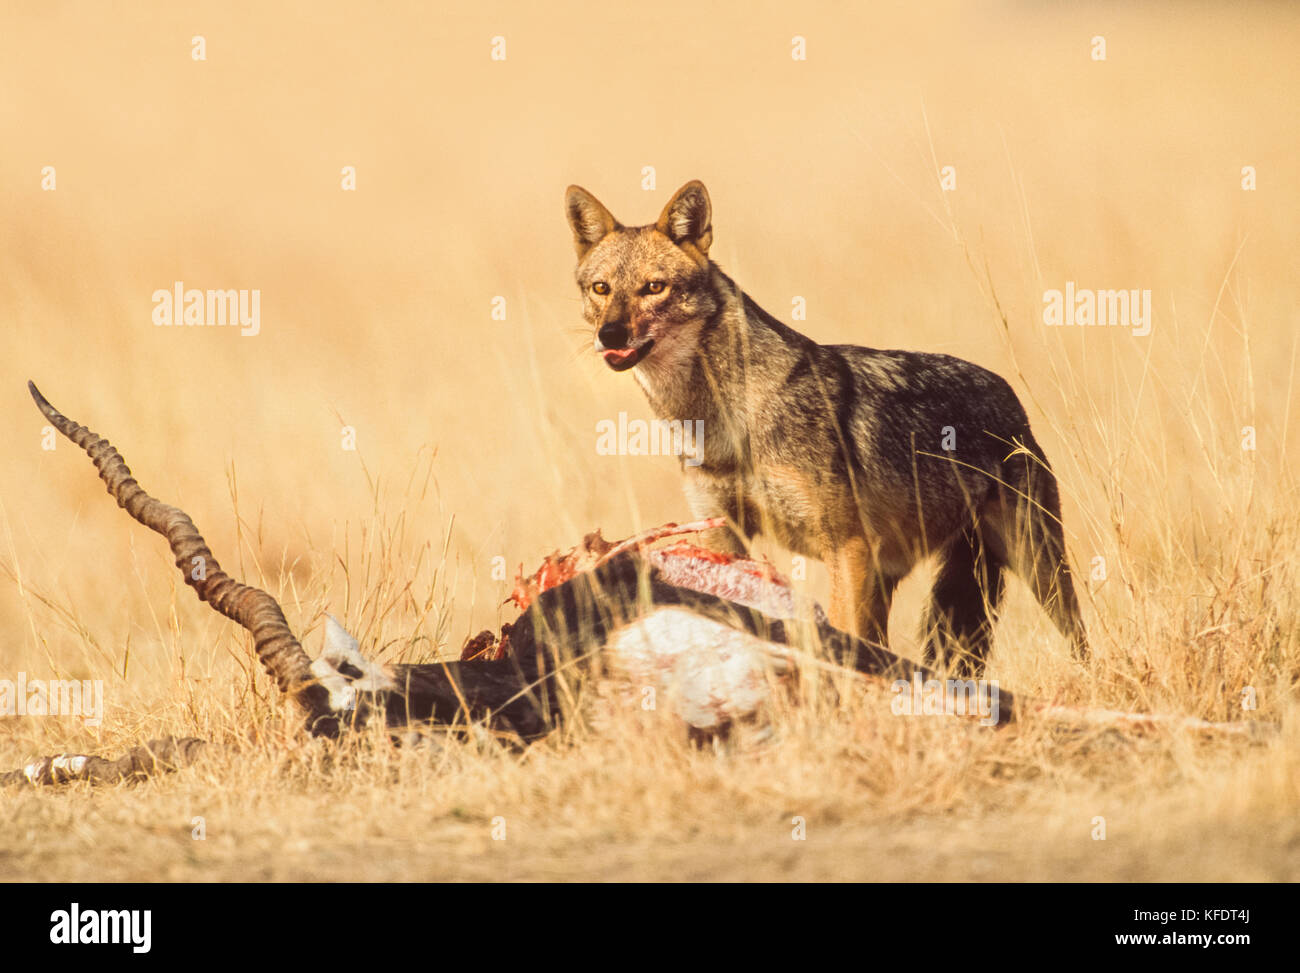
[656,180,713,258]
[565,185,620,259]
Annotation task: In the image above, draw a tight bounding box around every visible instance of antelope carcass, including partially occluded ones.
[2,384,1268,788]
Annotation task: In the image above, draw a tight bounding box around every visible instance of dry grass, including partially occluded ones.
[1,1,1298,881]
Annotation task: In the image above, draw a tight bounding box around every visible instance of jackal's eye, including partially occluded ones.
[591,281,610,295]
[646,281,666,294]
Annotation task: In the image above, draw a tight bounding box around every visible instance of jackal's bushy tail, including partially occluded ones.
[998,431,1087,658]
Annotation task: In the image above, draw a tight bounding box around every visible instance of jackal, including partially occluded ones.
[565,180,1086,675]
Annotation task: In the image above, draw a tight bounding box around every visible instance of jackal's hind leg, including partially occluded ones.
[922,526,1006,677]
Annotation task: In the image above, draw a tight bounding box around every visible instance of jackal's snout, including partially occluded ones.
[597,318,630,350]
[593,289,632,350]
[596,316,654,371]
[592,294,656,370]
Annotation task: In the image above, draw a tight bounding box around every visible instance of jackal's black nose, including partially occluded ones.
[598,321,630,349]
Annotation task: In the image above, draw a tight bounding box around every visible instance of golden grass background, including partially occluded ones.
[1,1,1297,880]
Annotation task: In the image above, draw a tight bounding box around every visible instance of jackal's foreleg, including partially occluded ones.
[826,536,898,647]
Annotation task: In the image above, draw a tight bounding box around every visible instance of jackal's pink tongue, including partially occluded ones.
[603,347,637,364]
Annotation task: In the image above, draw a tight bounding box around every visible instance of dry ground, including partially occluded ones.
[1,1,1297,881]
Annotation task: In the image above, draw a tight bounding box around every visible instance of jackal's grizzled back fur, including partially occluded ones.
[567,180,1086,675]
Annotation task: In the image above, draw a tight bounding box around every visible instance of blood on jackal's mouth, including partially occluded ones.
[603,339,654,371]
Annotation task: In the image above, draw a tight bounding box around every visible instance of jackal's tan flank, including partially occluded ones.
[566,180,1086,674]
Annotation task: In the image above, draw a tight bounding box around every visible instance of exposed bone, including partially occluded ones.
[0,737,210,787]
